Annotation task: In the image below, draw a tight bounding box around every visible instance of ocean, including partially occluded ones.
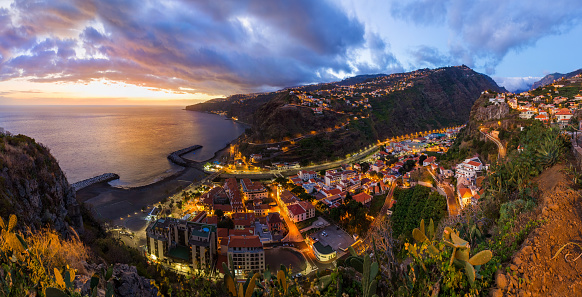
[0,106,246,187]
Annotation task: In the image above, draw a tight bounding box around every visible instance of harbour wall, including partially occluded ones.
[72,173,120,191]
[167,145,202,167]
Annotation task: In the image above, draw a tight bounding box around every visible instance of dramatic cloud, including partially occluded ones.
[410,46,453,68]
[493,76,541,93]
[392,0,582,73]
[0,0,400,97]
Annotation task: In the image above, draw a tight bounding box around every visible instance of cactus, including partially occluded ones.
[0,214,26,262]
[317,275,333,291]
[345,246,364,273]
[411,219,439,255]
[223,259,278,297]
[362,253,379,297]
[442,227,493,286]
[47,265,115,297]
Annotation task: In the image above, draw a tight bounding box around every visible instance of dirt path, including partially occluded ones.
[492,164,582,296]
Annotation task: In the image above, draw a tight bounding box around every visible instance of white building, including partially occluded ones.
[287,201,316,223]
[519,110,536,119]
[455,157,484,180]
[298,170,318,181]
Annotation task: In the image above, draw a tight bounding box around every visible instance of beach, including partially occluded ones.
[76,136,233,227]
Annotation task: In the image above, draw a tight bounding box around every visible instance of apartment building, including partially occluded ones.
[227,235,266,277]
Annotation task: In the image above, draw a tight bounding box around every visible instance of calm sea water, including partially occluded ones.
[0,106,245,187]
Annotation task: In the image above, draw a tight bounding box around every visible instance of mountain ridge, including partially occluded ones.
[186,65,506,163]
[531,68,582,89]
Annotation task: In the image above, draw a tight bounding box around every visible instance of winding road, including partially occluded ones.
[480,128,506,159]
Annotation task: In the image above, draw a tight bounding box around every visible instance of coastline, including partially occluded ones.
[76,133,242,225]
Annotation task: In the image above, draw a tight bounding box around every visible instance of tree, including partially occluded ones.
[217,217,235,229]
[215,209,224,218]
[291,185,306,196]
[419,155,427,164]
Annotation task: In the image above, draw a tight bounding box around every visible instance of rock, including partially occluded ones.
[497,273,508,290]
[511,264,518,271]
[514,257,523,266]
[550,204,559,211]
[523,246,533,255]
[490,288,504,297]
[542,208,549,217]
[79,264,157,297]
[112,264,158,297]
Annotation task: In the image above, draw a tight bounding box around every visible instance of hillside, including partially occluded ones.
[0,133,83,234]
[531,68,582,89]
[187,66,505,163]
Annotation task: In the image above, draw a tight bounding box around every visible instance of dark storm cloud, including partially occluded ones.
[0,0,396,95]
[392,0,582,73]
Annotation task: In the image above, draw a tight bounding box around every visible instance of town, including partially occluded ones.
[138,72,582,282]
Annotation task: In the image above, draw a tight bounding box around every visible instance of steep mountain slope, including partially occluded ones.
[187,66,505,162]
[0,133,83,233]
[366,66,505,139]
[531,68,582,89]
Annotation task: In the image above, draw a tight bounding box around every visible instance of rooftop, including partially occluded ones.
[227,235,263,248]
[313,241,335,255]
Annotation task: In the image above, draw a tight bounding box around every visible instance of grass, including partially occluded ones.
[369,194,387,217]
[295,216,318,231]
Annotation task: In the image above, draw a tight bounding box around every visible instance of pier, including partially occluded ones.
[72,173,120,191]
[167,145,203,167]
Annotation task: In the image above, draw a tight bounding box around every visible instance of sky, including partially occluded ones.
[0,0,581,105]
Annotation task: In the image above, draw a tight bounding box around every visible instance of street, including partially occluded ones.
[427,168,460,216]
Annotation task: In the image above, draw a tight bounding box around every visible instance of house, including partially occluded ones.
[287,201,315,223]
[457,186,474,208]
[227,235,265,277]
[279,190,299,206]
[298,170,318,181]
[519,110,536,119]
[224,178,245,213]
[266,213,284,233]
[324,171,343,186]
[455,157,484,180]
[352,192,372,205]
[252,204,270,217]
[371,160,385,172]
[240,179,268,200]
[423,156,436,166]
[555,109,573,128]
[232,213,256,230]
[534,114,549,123]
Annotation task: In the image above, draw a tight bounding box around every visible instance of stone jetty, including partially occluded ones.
[72,173,120,191]
[167,145,202,167]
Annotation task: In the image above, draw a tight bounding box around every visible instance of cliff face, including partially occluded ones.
[366,66,505,139]
[471,99,511,123]
[250,93,345,141]
[0,133,82,234]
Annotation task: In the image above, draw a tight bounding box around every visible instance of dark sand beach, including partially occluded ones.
[76,143,232,225]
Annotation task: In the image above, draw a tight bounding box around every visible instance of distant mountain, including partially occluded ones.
[531,68,582,90]
[186,66,505,163]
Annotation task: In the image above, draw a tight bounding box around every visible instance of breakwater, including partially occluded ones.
[167,145,202,166]
[72,173,120,191]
